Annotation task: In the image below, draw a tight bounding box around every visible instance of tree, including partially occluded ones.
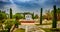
[0,10,7,31]
[34,14,39,19]
[45,10,52,20]
[40,8,43,25]
[52,5,57,28]
[14,13,24,19]
[10,8,12,19]
[4,20,13,32]
[51,8,60,21]
[32,12,35,19]
[57,8,60,21]
[0,10,7,22]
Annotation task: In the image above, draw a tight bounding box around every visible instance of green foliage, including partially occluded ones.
[56,8,60,21]
[13,13,24,19]
[57,8,60,13]
[0,10,7,23]
[4,19,15,32]
[14,20,20,28]
[4,20,12,29]
[0,13,7,20]
[0,30,8,32]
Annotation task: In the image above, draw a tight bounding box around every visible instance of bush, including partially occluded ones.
[0,30,8,32]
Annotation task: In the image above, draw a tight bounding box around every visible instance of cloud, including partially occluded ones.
[13,0,32,2]
[3,4,20,14]
[2,3,40,15]
[0,0,60,15]
[0,0,10,2]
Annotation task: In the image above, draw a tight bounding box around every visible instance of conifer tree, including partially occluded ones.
[52,5,57,28]
[40,8,43,25]
[10,8,12,19]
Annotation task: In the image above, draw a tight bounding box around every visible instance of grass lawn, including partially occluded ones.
[42,28,52,32]
[42,28,60,32]
[14,28,25,32]
[0,23,2,29]
[35,23,52,26]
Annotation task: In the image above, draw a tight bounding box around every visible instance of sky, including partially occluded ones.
[0,0,60,15]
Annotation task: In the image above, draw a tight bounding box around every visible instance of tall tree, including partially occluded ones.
[32,12,34,19]
[10,8,12,19]
[52,5,57,28]
[40,8,43,25]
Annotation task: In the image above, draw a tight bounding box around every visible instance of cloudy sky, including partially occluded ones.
[0,0,60,15]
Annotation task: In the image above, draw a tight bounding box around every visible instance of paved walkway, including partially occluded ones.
[12,25,45,32]
[27,25,45,32]
[13,28,17,32]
